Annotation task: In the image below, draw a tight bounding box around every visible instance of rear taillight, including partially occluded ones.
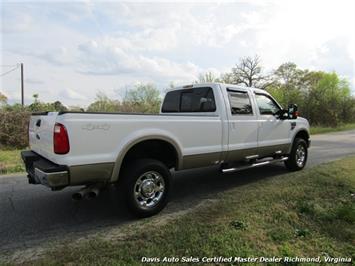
[53,123,70,154]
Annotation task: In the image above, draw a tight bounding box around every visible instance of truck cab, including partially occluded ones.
[161,83,309,166]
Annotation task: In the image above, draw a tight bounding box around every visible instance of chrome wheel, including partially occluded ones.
[295,144,306,167]
[134,171,165,210]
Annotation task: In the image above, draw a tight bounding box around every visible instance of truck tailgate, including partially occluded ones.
[29,112,58,159]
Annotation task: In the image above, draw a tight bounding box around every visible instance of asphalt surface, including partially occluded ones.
[1,130,355,253]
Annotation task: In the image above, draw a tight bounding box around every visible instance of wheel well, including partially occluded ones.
[121,139,178,171]
[294,130,310,146]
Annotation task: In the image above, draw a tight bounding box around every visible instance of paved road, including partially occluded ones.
[1,130,355,253]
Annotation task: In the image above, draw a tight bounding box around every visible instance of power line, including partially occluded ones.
[1,62,24,106]
[0,65,20,77]
[0,64,19,67]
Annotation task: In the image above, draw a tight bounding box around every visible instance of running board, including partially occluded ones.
[222,157,289,173]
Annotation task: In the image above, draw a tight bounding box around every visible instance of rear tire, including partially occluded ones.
[285,138,308,171]
[120,159,171,218]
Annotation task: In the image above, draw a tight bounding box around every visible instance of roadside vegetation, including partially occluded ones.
[310,123,355,135]
[24,156,355,265]
[1,55,354,174]
[0,84,161,149]
[1,56,355,151]
[0,149,24,175]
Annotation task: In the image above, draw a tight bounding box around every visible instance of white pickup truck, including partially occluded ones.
[22,83,310,217]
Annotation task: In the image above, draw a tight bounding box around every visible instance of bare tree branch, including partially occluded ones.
[230,55,269,89]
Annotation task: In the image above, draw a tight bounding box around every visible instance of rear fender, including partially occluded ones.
[110,130,183,182]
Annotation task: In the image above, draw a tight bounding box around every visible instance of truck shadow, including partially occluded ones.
[168,163,288,211]
[1,164,289,252]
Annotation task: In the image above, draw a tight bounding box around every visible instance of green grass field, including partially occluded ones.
[28,156,355,265]
[310,123,355,135]
[0,149,24,175]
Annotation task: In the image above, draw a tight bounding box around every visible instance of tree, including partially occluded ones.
[27,94,68,112]
[0,92,7,107]
[273,63,304,87]
[28,94,53,112]
[87,92,120,112]
[307,72,351,127]
[87,84,161,113]
[52,101,68,112]
[196,71,220,83]
[267,63,305,108]
[219,72,234,84]
[33,94,39,102]
[68,106,84,112]
[123,84,161,113]
[230,55,272,89]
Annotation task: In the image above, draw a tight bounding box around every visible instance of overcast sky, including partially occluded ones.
[1,0,354,107]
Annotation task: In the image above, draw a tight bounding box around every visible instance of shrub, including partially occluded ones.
[0,111,30,149]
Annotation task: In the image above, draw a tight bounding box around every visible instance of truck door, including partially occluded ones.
[225,88,258,162]
[254,93,292,157]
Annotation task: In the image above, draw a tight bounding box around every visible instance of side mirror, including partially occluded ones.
[275,109,288,120]
[288,104,298,119]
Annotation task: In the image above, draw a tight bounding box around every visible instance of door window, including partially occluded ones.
[255,94,281,115]
[228,91,253,115]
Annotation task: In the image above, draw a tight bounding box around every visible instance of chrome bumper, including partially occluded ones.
[21,150,69,189]
[33,168,69,188]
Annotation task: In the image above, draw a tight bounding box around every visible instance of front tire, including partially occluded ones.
[285,138,308,171]
[120,159,172,218]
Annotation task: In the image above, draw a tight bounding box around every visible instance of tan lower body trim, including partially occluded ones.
[226,147,258,162]
[182,152,221,170]
[257,143,291,158]
[69,162,114,185]
[181,143,291,170]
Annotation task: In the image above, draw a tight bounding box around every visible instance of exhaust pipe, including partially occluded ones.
[86,187,100,199]
[72,187,90,201]
[72,184,103,200]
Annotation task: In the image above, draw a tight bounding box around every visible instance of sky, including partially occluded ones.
[1,0,355,107]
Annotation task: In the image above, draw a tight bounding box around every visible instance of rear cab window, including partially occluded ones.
[162,87,216,113]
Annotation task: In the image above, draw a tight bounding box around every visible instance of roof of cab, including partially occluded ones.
[171,82,269,95]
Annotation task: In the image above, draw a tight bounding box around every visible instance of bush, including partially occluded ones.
[87,84,162,113]
[267,66,355,127]
[0,111,30,149]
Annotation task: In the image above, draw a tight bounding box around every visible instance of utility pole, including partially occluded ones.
[21,63,24,106]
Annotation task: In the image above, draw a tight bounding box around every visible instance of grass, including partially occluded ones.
[310,122,355,135]
[0,149,24,175]
[28,156,355,265]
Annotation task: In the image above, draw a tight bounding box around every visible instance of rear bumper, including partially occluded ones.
[21,150,69,189]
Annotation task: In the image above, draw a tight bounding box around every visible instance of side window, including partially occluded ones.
[162,87,216,113]
[202,88,216,112]
[228,90,253,115]
[161,90,180,112]
[180,87,216,112]
[255,94,281,115]
[180,91,193,112]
